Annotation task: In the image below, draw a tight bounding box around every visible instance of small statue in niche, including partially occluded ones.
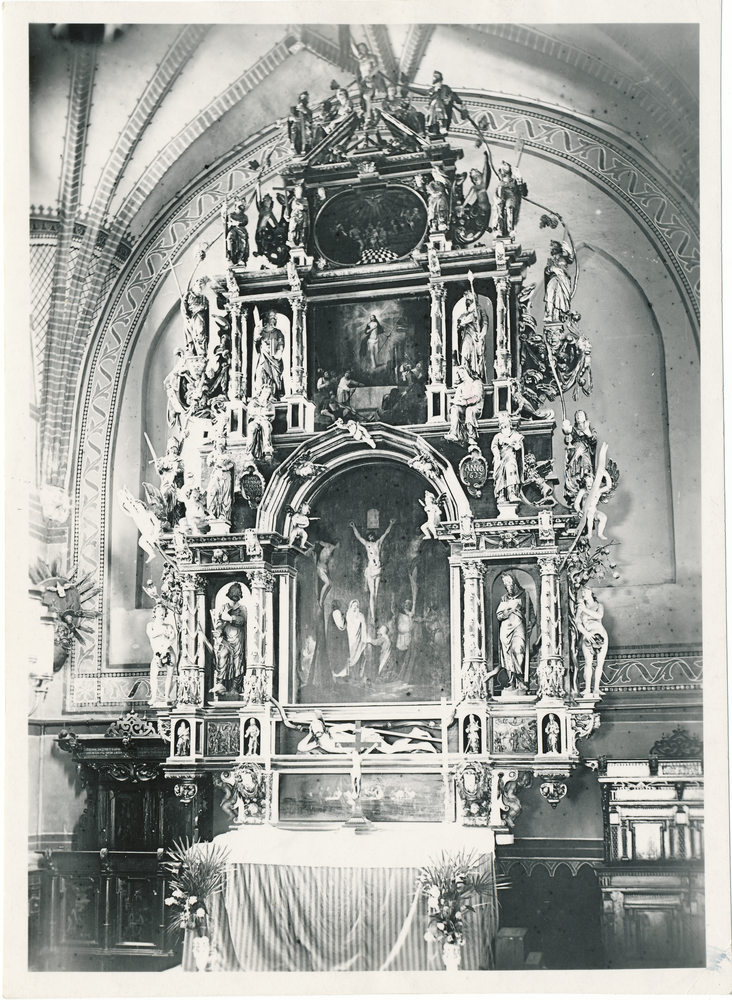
[147,602,178,706]
[562,409,598,505]
[496,572,536,692]
[211,583,247,695]
[286,185,309,250]
[465,714,482,753]
[252,308,286,401]
[444,363,483,451]
[426,71,465,136]
[544,240,576,324]
[350,518,396,622]
[206,428,234,524]
[456,287,490,382]
[491,412,524,505]
[224,200,250,266]
[544,714,561,753]
[245,386,276,461]
[418,490,446,539]
[576,587,609,698]
[118,487,163,562]
[287,502,319,549]
[493,161,527,237]
[175,721,191,756]
[245,717,261,756]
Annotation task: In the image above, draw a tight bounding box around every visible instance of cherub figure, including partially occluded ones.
[332,418,377,449]
[418,491,446,539]
[288,502,319,549]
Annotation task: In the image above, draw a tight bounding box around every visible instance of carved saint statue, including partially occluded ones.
[496,572,536,691]
[576,587,609,698]
[493,161,527,236]
[245,718,260,756]
[246,386,276,461]
[287,185,309,250]
[211,583,247,695]
[444,363,483,451]
[456,291,490,382]
[491,412,524,505]
[225,201,250,266]
[426,71,464,136]
[252,308,286,400]
[146,603,178,706]
[544,240,576,324]
[206,431,234,523]
[562,409,598,505]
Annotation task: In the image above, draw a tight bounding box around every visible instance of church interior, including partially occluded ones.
[25,19,706,975]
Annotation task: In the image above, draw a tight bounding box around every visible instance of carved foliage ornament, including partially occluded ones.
[539,776,568,808]
[217,762,269,822]
[105,711,161,739]
[649,727,702,759]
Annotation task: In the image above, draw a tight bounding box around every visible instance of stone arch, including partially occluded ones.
[256,424,472,540]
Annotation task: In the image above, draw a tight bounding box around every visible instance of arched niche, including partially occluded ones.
[487,566,540,689]
[262,427,465,706]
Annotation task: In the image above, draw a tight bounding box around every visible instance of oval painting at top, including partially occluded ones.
[313,185,428,266]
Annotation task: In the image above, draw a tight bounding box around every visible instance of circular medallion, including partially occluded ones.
[313,185,428,266]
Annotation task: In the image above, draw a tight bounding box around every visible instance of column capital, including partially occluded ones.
[247,568,275,592]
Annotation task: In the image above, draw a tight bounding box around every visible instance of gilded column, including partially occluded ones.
[461,560,488,700]
[245,568,275,704]
[176,574,205,707]
[428,283,447,386]
[537,555,564,700]
[288,293,307,396]
[494,277,511,379]
[228,304,245,401]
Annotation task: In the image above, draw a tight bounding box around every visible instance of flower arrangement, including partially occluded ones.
[163,839,229,939]
[416,850,503,949]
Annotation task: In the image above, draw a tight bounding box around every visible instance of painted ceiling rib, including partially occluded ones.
[40,43,96,495]
[398,24,435,84]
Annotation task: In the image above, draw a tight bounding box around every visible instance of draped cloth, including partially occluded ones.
[182,826,497,972]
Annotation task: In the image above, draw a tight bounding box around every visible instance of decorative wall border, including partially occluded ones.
[68,97,700,710]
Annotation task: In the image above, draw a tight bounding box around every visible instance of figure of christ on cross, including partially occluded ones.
[349,518,396,622]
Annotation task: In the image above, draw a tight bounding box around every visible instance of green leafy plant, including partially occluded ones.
[416,850,507,948]
[163,839,229,938]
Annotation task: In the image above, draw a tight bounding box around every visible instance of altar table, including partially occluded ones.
[183,824,497,972]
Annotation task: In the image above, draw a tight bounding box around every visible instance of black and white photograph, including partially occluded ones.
[6,1,730,993]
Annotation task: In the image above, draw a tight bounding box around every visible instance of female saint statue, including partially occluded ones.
[211,583,247,694]
[252,308,286,400]
[496,572,535,691]
[544,240,575,323]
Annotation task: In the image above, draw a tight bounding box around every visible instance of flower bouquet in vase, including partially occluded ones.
[163,838,229,971]
[416,850,500,971]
